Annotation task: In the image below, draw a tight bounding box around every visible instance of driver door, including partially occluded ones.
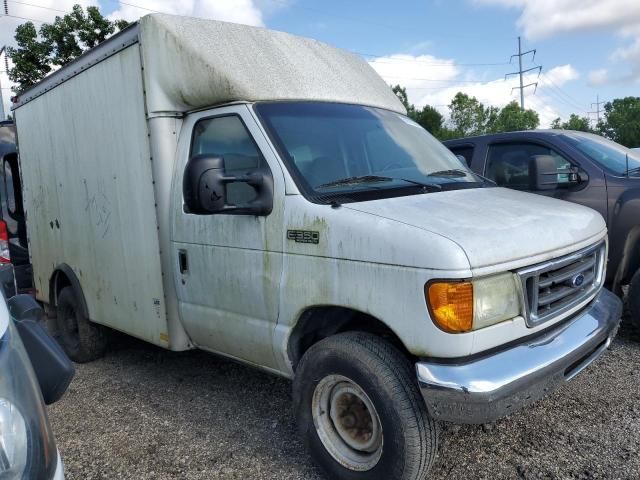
[171,105,285,370]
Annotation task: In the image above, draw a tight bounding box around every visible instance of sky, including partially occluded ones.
[1,0,639,127]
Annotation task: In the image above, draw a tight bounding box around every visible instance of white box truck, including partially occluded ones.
[12,14,622,480]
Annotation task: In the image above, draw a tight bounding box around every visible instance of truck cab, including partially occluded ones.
[445,131,640,325]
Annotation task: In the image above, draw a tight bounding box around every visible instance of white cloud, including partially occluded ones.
[108,0,264,26]
[369,53,579,128]
[474,0,640,39]
[474,0,640,84]
[588,68,609,86]
[368,54,461,107]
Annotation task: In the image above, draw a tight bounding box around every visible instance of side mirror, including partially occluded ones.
[529,155,558,191]
[455,154,468,166]
[8,295,75,405]
[183,155,273,216]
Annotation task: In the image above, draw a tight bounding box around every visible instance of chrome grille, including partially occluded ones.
[517,242,606,327]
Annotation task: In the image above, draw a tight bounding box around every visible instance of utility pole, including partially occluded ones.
[588,95,605,124]
[506,36,542,110]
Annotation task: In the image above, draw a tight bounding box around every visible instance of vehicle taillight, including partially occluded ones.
[0,220,11,264]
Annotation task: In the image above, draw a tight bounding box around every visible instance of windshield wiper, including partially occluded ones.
[316,175,441,191]
[426,169,469,178]
[316,175,393,189]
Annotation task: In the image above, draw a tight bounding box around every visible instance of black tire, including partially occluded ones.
[56,286,108,363]
[629,270,640,331]
[293,332,438,480]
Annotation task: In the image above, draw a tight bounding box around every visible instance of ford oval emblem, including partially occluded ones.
[570,273,585,288]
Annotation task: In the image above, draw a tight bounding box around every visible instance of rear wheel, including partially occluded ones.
[293,332,438,480]
[56,286,108,362]
[628,270,640,332]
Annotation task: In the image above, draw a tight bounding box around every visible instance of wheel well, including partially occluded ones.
[48,264,89,321]
[613,226,640,293]
[49,271,71,307]
[288,306,415,371]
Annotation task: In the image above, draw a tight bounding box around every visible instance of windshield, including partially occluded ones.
[563,132,640,177]
[255,102,484,203]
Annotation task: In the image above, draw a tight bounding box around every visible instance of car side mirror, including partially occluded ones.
[8,295,75,405]
[183,155,273,216]
[529,155,558,191]
[455,154,467,166]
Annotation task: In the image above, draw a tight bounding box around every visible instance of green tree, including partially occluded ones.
[414,104,444,136]
[597,97,640,147]
[8,4,129,92]
[550,114,592,132]
[392,85,416,117]
[7,22,52,91]
[448,92,489,137]
[489,101,539,133]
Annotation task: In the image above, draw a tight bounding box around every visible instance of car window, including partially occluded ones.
[191,115,266,205]
[563,132,640,176]
[448,146,474,167]
[486,143,572,190]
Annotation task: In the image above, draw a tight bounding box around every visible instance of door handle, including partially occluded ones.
[178,250,188,274]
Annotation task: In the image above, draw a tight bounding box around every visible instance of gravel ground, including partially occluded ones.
[48,325,640,480]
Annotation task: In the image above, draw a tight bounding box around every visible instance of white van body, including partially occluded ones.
[12,14,621,479]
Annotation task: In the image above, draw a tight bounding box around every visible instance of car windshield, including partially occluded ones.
[255,102,484,203]
[563,132,640,177]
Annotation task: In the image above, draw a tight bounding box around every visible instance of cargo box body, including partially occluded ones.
[13,41,175,347]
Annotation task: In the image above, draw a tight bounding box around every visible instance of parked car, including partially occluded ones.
[0,293,74,479]
[0,121,31,296]
[11,14,622,480]
[444,131,640,328]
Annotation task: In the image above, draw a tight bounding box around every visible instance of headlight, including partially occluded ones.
[426,273,521,333]
[0,398,28,477]
[0,316,57,479]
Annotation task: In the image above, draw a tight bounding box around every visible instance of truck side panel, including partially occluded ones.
[15,44,171,347]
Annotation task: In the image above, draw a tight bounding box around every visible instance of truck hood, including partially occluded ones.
[344,187,606,272]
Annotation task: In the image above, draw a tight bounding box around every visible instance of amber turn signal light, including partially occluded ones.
[426,281,474,333]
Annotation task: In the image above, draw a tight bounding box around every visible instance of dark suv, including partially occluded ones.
[444,130,640,326]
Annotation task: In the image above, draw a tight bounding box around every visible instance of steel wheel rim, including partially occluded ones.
[312,375,383,471]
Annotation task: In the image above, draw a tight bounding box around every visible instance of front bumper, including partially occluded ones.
[416,288,622,424]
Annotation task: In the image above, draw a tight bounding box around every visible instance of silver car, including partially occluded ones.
[0,293,74,479]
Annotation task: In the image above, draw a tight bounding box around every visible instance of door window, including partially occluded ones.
[190,115,266,205]
[486,143,572,190]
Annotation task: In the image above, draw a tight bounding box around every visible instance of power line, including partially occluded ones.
[118,1,161,13]
[378,74,494,83]
[505,36,541,109]
[2,12,48,22]
[360,52,509,67]
[6,0,65,13]
[537,77,589,114]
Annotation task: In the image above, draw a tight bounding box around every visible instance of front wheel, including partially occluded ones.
[293,332,438,480]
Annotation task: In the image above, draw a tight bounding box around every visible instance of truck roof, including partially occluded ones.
[442,129,595,145]
[13,14,405,116]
